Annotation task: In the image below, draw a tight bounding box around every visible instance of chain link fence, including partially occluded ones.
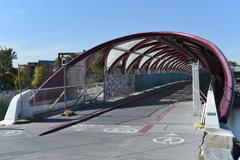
[1,62,191,119]
[18,64,191,110]
[27,65,104,112]
[0,90,19,120]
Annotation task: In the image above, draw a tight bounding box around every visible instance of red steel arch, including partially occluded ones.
[38,32,233,123]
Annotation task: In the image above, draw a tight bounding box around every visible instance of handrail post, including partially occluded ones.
[192,60,201,116]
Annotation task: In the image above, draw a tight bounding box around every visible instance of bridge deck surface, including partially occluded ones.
[0,84,203,160]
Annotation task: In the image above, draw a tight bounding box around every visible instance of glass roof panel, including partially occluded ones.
[144,39,158,44]
[159,55,178,69]
[157,59,166,68]
[149,58,159,69]
[139,57,150,68]
[107,39,145,68]
[162,57,176,69]
[156,52,168,59]
[136,45,155,54]
[159,54,172,61]
[107,49,125,68]
[166,59,180,69]
[139,50,161,68]
[126,54,139,69]
[117,39,145,50]
[126,45,155,69]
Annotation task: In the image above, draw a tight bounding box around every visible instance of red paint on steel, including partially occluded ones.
[35,32,233,122]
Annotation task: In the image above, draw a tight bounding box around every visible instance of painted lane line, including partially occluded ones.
[103,126,138,134]
[155,104,174,121]
[72,124,104,131]
[139,124,154,133]
[138,104,174,133]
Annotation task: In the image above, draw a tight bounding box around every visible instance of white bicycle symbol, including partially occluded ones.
[73,124,103,131]
[153,136,184,144]
[0,130,22,137]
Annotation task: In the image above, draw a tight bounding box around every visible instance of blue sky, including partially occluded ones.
[0,0,239,67]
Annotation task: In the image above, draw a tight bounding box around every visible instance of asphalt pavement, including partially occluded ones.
[0,83,203,160]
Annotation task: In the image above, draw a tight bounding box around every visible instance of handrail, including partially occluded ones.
[34,82,104,91]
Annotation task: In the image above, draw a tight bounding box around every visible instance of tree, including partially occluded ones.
[228,60,238,67]
[14,66,31,89]
[86,55,103,84]
[0,47,17,90]
[31,65,48,88]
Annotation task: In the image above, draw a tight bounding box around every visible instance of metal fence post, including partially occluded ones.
[18,64,23,118]
[83,66,86,104]
[103,67,106,102]
[63,64,67,110]
[192,60,201,116]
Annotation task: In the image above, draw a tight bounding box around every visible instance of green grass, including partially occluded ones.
[199,155,205,160]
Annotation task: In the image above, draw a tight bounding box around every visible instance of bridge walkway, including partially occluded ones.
[0,83,203,160]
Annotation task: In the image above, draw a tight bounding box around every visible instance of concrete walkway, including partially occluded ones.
[0,84,203,160]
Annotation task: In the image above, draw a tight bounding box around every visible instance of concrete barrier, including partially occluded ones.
[200,128,234,160]
[204,89,220,129]
[0,90,77,126]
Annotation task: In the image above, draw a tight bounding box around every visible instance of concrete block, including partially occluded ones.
[203,128,234,149]
[201,148,233,160]
[200,128,235,160]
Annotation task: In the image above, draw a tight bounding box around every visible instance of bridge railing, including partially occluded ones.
[1,65,191,124]
[1,65,106,120]
[28,66,104,109]
[104,71,191,101]
[24,66,191,113]
[0,91,19,120]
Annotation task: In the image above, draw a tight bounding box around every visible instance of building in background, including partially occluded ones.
[26,60,54,79]
[23,51,85,78]
[57,51,84,68]
[231,65,240,92]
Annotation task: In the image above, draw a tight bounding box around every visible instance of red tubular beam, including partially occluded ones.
[35,32,233,123]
